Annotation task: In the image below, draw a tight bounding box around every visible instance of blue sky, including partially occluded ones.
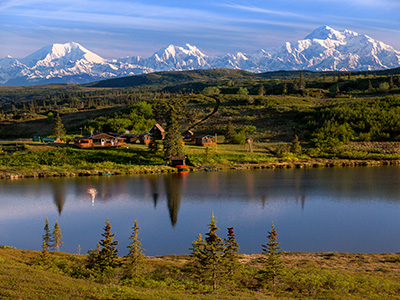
[1,0,399,59]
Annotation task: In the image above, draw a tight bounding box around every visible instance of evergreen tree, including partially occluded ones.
[96,218,119,271]
[51,113,66,139]
[41,217,51,259]
[282,82,287,95]
[51,220,63,252]
[148,136,160,154]
[258,84,265,96]
[189,214,226,290]
[389,76,394,89]
[260,223,283,288]
[124,220,145,278]
[368,80,373,91]
[224,118,236,144]
[290,135,302,155]
[299,71,305,90]
[86,243,101,269]
[223,227,240,278]
[188,233,206,283]
[163,106,183,159]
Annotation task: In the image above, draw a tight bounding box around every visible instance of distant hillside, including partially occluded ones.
[88,69,262,88]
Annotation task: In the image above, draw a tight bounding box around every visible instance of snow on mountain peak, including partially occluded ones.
[305,25,358,41]
[1,26,400,86]
[20,42,105,68]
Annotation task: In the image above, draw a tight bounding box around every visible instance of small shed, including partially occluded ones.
[138,133,152,145]
[150,124,165,140]
[195,135,216,147]
[169,156,187,167]
[74,133,126,149]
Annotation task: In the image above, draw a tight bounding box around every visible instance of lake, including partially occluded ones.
[1,166,400,256]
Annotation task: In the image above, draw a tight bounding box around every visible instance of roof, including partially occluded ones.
[153,123,165,133]
[75,132,124,141]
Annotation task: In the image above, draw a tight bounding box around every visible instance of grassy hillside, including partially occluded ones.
[1,247,400,299]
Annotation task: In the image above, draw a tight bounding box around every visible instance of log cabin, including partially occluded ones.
[74,133,126,149]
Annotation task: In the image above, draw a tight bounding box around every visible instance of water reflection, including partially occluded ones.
[2,166,400,255]
[165,173,185,227]
[52,182,66,215]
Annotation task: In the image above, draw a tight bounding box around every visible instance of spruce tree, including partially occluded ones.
[224,118,235,144]
[389,76,394,89]
[163,105,183,159]
[41,217,51,259]
[189,214,226,290]
[368,80,373,91]
[51,113,66,139]
[188,233,207,283]
[51,220,63,252]
[258,84,265,96]
[125,220,145,278]
[223,227,240,278]
[290,135,301,155]
[299,71,305,90]
[96,218,119,271]
[282,82,287,95]
[260,222,283,288]
[86,243,101,269]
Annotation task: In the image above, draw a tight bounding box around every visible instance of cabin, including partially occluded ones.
[118,132,137,143]
[138,133,152,145]
[74,133,126,149]
[149,124,165,140]
[195,135,216,147]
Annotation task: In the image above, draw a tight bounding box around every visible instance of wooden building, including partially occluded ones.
[118,132,137,143]
[195,135,216,147]
[149,123,165,140]
[138,133,152,145]
[74,133,126,149]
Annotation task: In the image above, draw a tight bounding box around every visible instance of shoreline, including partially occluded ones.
[1,158,399,180]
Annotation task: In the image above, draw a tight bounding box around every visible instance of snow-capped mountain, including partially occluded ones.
[1,26,399,86]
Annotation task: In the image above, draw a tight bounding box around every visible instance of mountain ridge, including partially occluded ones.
[1,26,399,86]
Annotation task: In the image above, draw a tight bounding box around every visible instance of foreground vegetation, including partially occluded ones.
[3,216,400,299]
[1,246,400,299]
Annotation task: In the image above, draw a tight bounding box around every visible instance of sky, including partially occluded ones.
[0,0,399,59]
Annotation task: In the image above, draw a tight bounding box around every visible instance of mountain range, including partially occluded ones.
[1,26,400,86]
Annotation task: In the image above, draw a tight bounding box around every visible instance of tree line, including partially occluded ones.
[40,215,283,291]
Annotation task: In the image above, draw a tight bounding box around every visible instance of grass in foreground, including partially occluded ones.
[1,247,400,299]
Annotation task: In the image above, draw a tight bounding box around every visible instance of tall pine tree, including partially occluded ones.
[51,220,63,252]
[41,217,51,259]
[124,220,145,278]
[51,113,66,139]
[260,222,283,288]
[189,213,226,290]
[223,227,240,278]
[163,105,183,159]
[96,218,119,271]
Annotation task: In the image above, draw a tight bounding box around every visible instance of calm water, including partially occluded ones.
[1,167,400,256]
